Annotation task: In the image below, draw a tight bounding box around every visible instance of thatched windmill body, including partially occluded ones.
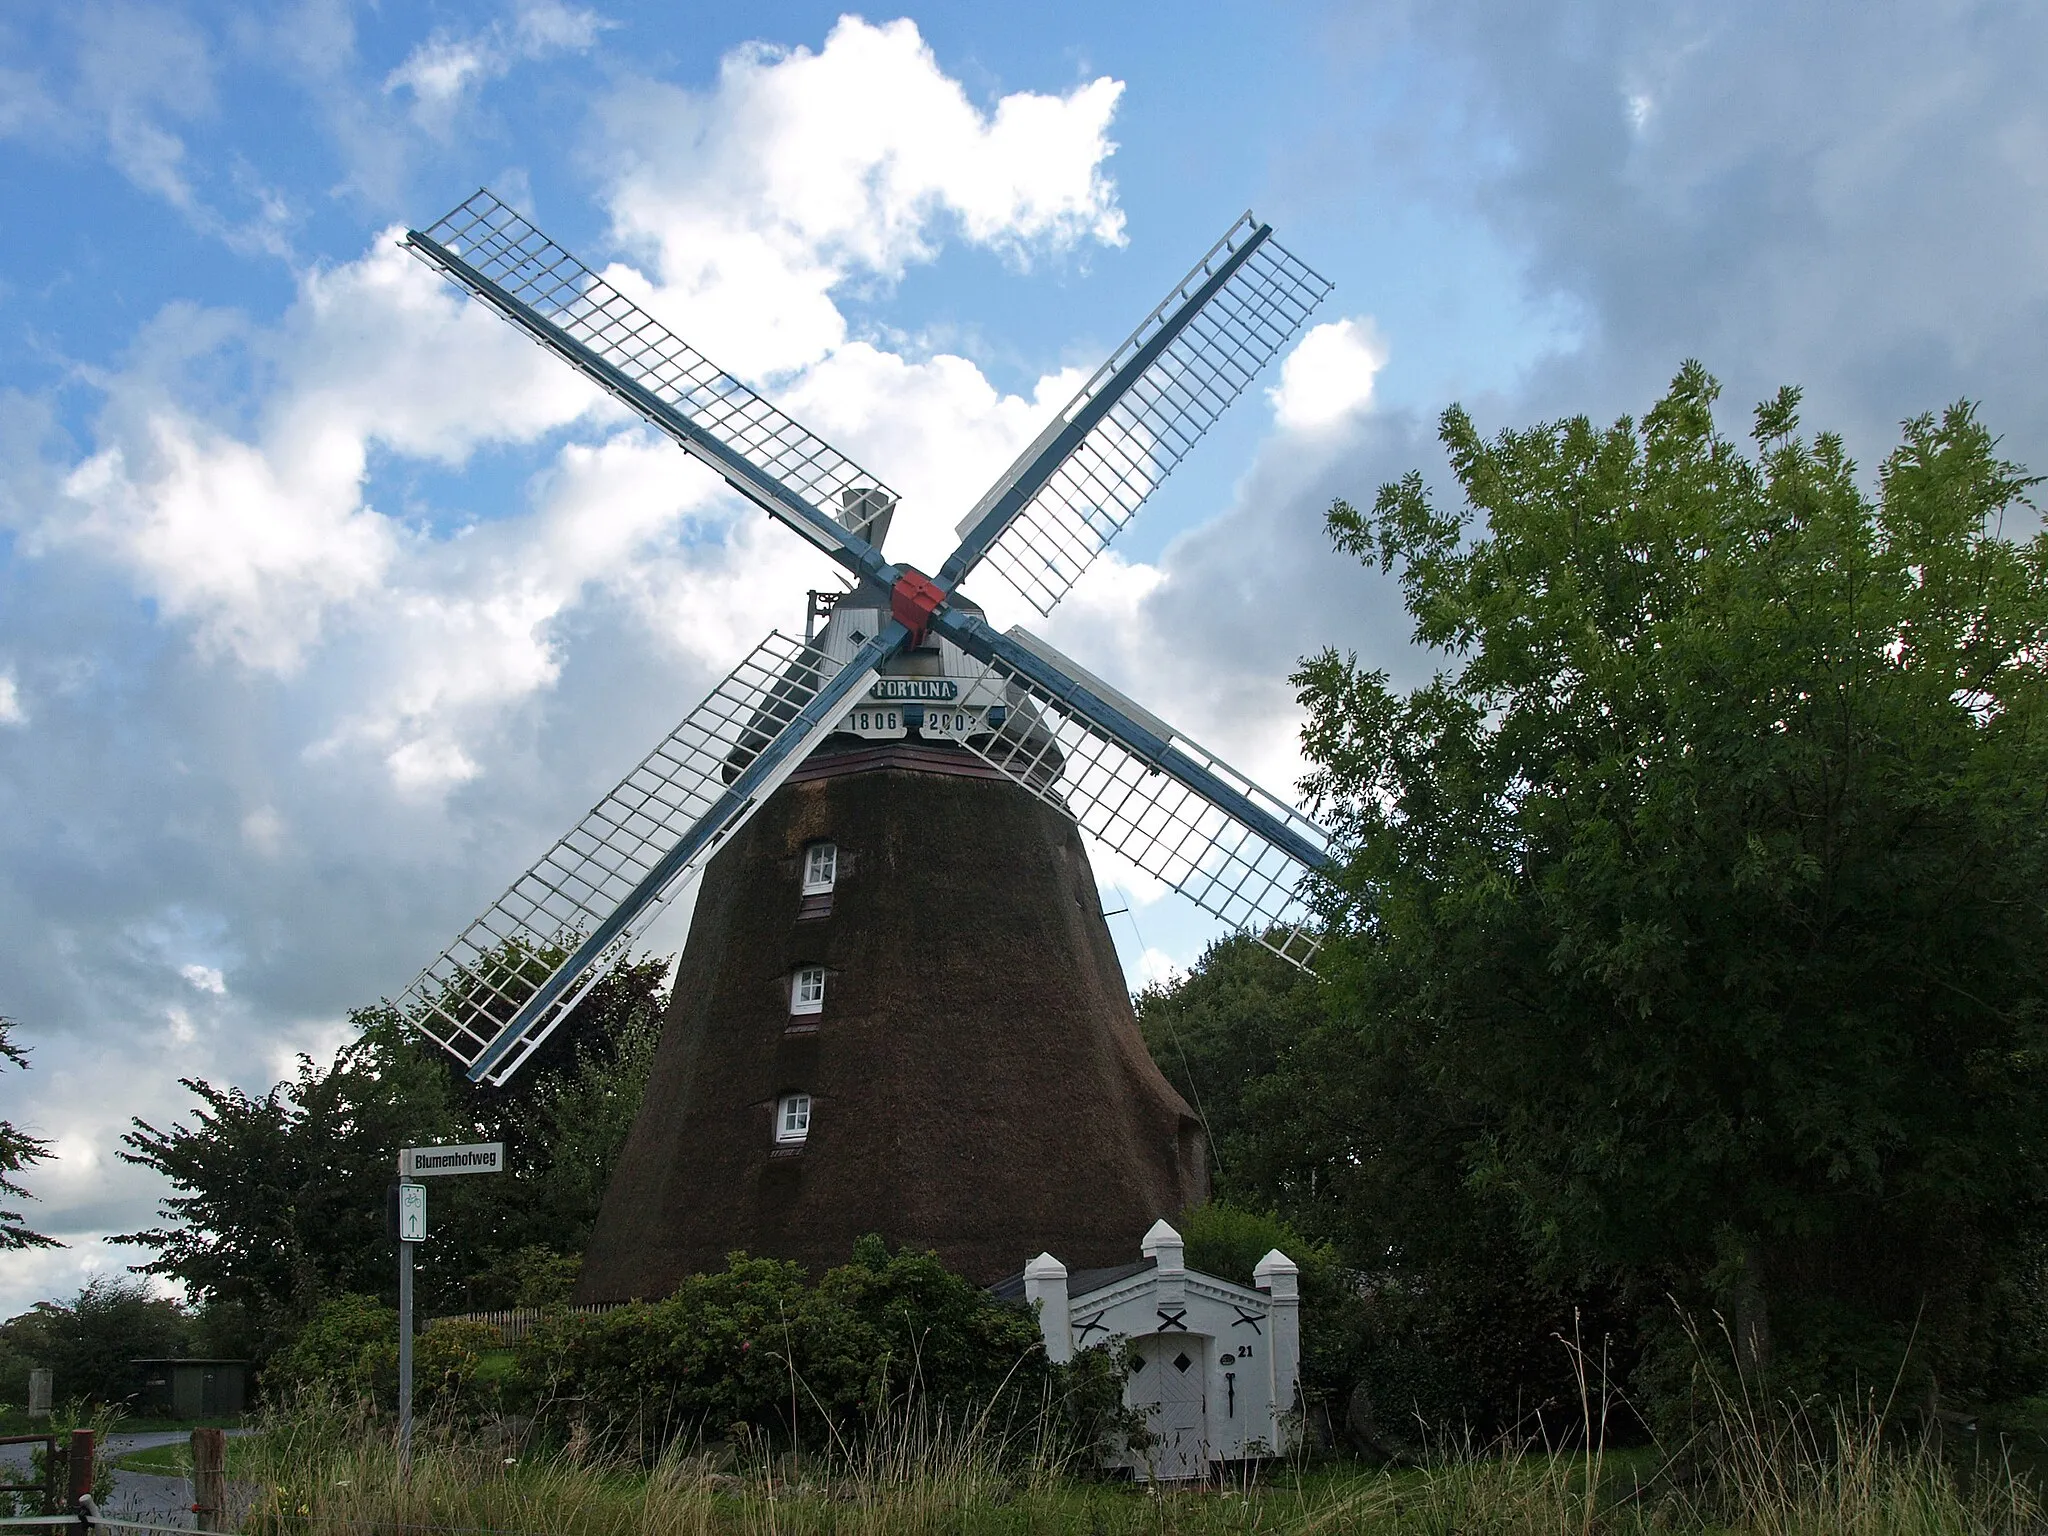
[391,190,1336,1291]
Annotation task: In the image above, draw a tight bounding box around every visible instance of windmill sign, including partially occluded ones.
[389,189,1341,1102]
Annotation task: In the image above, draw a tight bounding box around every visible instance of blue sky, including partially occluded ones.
[3,0,2045,1314]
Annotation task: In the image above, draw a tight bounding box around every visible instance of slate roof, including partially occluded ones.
[988,1256,1158,1304]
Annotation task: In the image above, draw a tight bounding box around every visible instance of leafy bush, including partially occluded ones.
[415,1318,502,1417]
[270,1294,396,1405]
[519,1238,1134,1466]
[269,1294,502,1421]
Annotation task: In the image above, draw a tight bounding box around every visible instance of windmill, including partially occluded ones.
[393,189,1339,1289]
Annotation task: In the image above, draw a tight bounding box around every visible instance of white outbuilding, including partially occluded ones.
[1006,1219,1301,1481]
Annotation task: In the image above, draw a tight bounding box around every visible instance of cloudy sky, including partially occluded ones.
[3,0,2044,1315]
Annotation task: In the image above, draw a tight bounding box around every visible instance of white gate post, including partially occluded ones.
[1024,1252,1071,1362]
[1142,1219,1186,1308]
[1254,1249,1300,1448]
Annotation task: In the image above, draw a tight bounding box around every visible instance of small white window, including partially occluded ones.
[803,843,837,894]
[776,1092,811,1145]
[790,966,826,1016]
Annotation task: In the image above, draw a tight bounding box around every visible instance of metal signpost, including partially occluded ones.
[394,1142,502,1467]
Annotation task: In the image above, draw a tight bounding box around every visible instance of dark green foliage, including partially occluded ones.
[1178,1202,1307,1288]
[269,1296,502,1419]
[0,1018,56,1252]
[518,1240,1133,1463]
[805,1235,1052,1422]
[268,1242,1124,1458]
[1137,936,1327,1205]
[1290,365,2048,1417]
[269,1294,397,1404]
[520,1255,818,1443]
[464,956,669,1289]
[117,1011,463,1353]
[0,1276,195,1407]
[1143,945,1621,1443]
[468,1245,582,1309]
[116,955,668,1355]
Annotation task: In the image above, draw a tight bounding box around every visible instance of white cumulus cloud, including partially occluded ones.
[57,419,396,673]
[1138,947,1180,987]
[1269,316,1389,432]
[27,235,610,677]
[600,15,1125,379]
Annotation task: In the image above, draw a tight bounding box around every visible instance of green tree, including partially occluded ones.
[0,1277,194,1407]
[117,1008,463,1354]
[1136,936,1327,1202]
[1294,365,2048,1410]
[460,954,668,1289]
[117,954,669,1352]
[0,1019,56,1252]
[1143,947,1631,1442]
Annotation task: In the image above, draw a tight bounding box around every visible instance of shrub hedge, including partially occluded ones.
[278,1238,1138,1467]
[518,1236,1133,1460]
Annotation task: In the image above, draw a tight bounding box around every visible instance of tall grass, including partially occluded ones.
[1657,1320,2048,1536]
[237,1370,2048,1536]
[242,1386,1114,1536]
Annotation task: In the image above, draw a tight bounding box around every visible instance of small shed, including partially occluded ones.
[130,1359,249,1420]
[1000,1219,1300,1481]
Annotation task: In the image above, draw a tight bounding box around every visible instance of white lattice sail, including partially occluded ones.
[400,631,850,1083]
[953,661,1329,970]
[955,213,1332,615]
[410,190,899,547]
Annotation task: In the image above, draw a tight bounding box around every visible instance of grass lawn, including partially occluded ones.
[473,1349,518,1385]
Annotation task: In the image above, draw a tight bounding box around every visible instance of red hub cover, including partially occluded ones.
[890,569,948,646]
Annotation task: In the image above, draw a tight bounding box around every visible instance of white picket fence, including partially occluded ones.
[429,1301,627,1344]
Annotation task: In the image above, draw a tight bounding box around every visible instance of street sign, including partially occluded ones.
[391,1140,502,1471]
[397,1182,426,1242]
[401,1141,505,1177]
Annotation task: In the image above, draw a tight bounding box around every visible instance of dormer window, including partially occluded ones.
[790,966,826,1016]
[803,843,837,894]
[776,1092,811,1145]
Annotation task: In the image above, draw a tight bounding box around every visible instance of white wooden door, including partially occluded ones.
[1132,1334,1208,1480]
